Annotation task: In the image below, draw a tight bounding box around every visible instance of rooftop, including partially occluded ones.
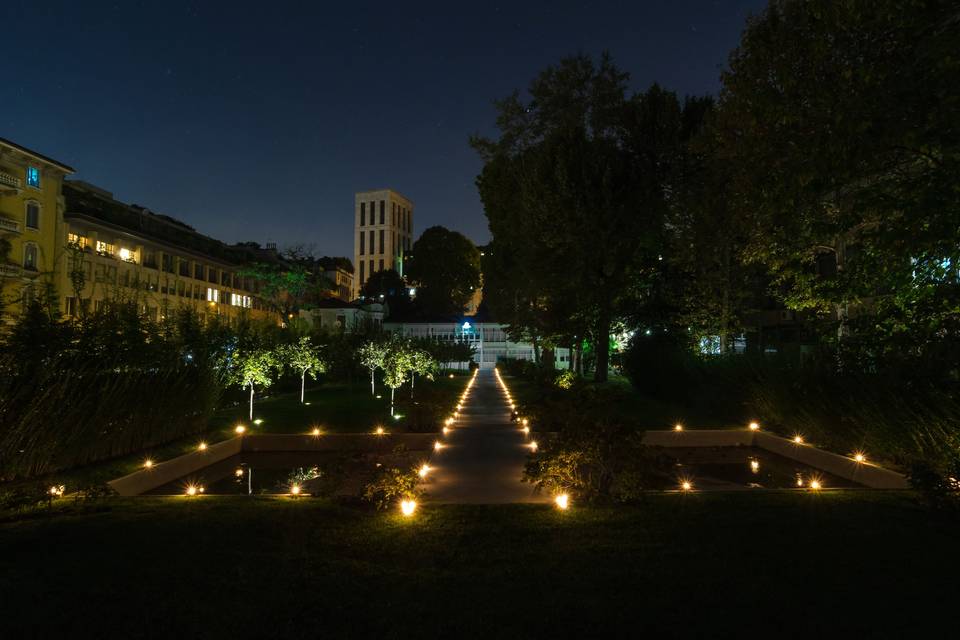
[0,137,75,173]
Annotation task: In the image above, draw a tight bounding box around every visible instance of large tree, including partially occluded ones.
[717,0,960,363]
[406,226,482,317]
[473,55,680,381]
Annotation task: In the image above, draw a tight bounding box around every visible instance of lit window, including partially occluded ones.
[24,244,38,270]
[206,287,219,302]
[118,247,134,262]
[26,166,40,188]
[95,240,115,256]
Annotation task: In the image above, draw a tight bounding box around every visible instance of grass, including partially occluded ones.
[1,492,957,637]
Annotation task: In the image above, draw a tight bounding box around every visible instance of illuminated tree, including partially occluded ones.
[283,336,326,403]
[357,339,389,396]
[408,346,436,397]
[381,335,415,416]
[234,348,279,421]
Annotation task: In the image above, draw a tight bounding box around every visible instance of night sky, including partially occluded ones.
[3,0,766,258]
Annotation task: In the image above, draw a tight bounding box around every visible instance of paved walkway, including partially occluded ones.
[423,369,549,504]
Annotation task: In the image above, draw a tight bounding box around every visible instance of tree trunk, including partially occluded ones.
[720,243,731,354]
[248,383,254,421]
[594,305,611,383]
[390,387,395,416]
[576,341,584,375]
[410,373,415,398]
[531,335,540,365]
[301,371,306,404]
[370,369,375,395]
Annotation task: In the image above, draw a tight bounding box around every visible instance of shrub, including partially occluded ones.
[361,465,421,510]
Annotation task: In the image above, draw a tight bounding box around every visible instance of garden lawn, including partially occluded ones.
[1,491,956,638]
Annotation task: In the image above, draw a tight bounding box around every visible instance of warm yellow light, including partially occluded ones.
[529,441,538,452]
[375,426,385,436]
[748,421,760,431]
[445,417,454,426]
[681,481,693,491]
[796,476,804,487]
[750,459,760,473]
[198,442,208,451]
[235,467,244,478]
[554,493,570,510]
[448,373,454,379]
[235,424,246,435]
[400,499,417,517]
[521,418,529,426]
[522,426,530,435]
[291,484,301,495]
[186,485,198,496]
[434,441,444,452]
[853,452,866,463]
[793,434,804,444]
[674,423,683,432]
[143,459,154,469]
[442,426,451,435]
[418,464,431,478]
[311,427,322,436]
[49,485,64,497]
[809,479,822,490]
[199,486,205,493]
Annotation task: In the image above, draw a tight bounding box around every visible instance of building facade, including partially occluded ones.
[384,320,571,369]
[299,299,385,333]
[60,181,272,322]
[0,138,74,319]
[323,265,353,302]
[353,189,413,299]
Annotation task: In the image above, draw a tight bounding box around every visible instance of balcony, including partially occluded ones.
[0,172,22,193]
[0,216,20,234]
[0,263,22,278]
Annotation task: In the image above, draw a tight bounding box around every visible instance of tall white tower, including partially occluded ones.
[353,189,413,299]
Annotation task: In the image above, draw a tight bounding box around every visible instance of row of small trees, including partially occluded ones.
[358,335,438,416]
[233,336,326,420]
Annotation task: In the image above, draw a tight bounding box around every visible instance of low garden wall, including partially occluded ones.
[109,434,438,496]
[642,429,909,489]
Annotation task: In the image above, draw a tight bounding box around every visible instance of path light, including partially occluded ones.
[522,426,530,435]
[235,424,246,435]
[400,499,417,517]
[143,459,154,469]
[375,426,385,436]
[445,417,454,426]
[554,493,570,510]
[674,423,684,432]
[199,486,205,493]
[748,421,760,431]
[796,476,804,487]
[750,459,760,473]
[449,373,454,379]
[186,485,198,496]
[809,479,822,491]
[442,426,451,435]
[235,467,244,478]
[521,418,529,426]
[853,451,866,463]
[529,441,538,452]
[304,402,311,406]
[49,485,64,497]
[793,434,804,445]
[198,442,208,451]
[418,464,431,478]
[681,480,693,491]
[290,484,301,496]
[311,427,322,437]
[434,441,444,452]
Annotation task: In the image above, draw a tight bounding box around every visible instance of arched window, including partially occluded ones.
[25,201,40,229]
[23,243,38,271]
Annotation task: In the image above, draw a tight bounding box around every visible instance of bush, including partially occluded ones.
[361,465,421,510]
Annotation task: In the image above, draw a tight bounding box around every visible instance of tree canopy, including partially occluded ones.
[406,226,482,317]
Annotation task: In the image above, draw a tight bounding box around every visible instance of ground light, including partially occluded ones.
[681,480,693,491]
[442,426,451,435]
[198,442,208,451]
[793,434,805,444]
[853,452,866,463]
[235,424,246,435]
[253,419,263,425]
[554,493,570,510]
[143,459,154,469]
[290,484,301,496]
[521,418,529,426]
[311,427,322,436]
[235,468,244,478]
[748,421,760,431]
[186,485,198,496]
[809,479,822,490]
[418,464,431,478]
[529,441,538,452]
[674,423,683,432]
[434,441,444,452]
[49,485,64,497]
[522,426,530,435]
[750,459,760,473]
[400,499,417,517]
[374,426,385,436]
